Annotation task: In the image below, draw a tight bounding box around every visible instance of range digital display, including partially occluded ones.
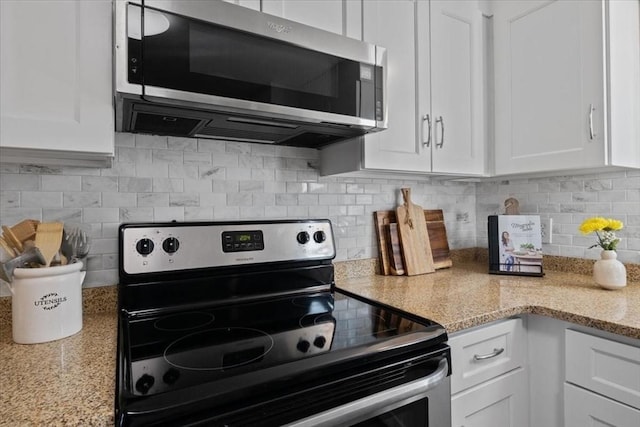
[222,230,264,253]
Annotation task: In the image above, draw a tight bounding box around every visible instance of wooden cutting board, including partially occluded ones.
[374,211,395,275]
[386,223,405,275]
[424,209,453,269]
[374,209,453,273]
[396,188,435,276]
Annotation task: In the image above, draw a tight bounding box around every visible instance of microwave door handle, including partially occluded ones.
[284,358,449,427]
[356,80,361,117]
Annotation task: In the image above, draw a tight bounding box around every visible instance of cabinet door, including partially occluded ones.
[262,0,360,37]
[429,0,485,175]
[0,0,114,161]
[362,0,429,172]
[565,383,640,427]
[452,368,529,427]
[493,0,605,175]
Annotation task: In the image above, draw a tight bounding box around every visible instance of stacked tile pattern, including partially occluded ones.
[476,171,640,264]
[0,133,476,294]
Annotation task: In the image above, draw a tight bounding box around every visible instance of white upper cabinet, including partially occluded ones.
[361,0,426,173]
[0,0,114,167]
[423,0,485,175]
[261,0,361,38]
[492,0,640,176]
[320,0,486,177]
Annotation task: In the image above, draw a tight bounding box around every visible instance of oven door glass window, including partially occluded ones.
[127,5,374,119]
[352,398,428,426]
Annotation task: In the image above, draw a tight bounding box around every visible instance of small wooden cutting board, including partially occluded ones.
[396,188,435,276]
[386,223,405,275]
[424,210,453,269]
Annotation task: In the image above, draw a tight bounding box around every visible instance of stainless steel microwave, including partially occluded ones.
[114,0,387,148]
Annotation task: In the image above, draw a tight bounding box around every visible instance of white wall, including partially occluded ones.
[0,133,477,294]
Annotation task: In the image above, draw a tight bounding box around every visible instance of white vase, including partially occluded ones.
[593,250,627,290]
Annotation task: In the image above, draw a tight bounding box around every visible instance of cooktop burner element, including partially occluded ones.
[164,327,274,371]
[116,220,449,427]
[154,312,215,331]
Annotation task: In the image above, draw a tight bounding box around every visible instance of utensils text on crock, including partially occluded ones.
[0,246,47,283]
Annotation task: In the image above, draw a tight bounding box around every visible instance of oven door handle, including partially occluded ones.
[284,358,449,427]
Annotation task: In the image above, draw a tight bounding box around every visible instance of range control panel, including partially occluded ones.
[120,220,335,275]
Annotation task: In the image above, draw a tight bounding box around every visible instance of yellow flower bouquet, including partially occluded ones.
[578,217,624,251]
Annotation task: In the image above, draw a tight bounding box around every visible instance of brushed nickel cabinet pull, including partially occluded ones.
[473,347,504,361]
[589,104,596,140]
[435,116,444,148]
[422,114,432,147]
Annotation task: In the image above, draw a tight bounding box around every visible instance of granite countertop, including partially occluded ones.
[1,261,638,426]
[336,262,640,339]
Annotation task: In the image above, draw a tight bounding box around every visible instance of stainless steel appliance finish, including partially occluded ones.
[116,219,451,426]
[120,221,335,275]
[114,0,387,148]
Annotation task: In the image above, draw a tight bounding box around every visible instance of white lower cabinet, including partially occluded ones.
[565,383,640,427]
[449,318,529,427]
[564,329,640,426]
[452,368,528,427]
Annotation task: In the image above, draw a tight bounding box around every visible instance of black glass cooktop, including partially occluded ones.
[121,290,444,397]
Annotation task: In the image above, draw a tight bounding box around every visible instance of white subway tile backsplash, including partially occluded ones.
[64,192,102,208]
[1,132,638,297]
[0,174,39,191]
[136,163,169,178]
[120,207,154,222]
[153,178,183,193]
[83,208,119,223]
[82,176,118,192]
[20,191,62,208]
[153,207,184,222]
[0,191,20,208]
[168,136,197,151]
[119,177,153,193]
[42,175,82,191]
[137,193,169,207]
[43,208,82,223]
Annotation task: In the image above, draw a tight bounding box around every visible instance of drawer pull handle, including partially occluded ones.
[473,348,504,361]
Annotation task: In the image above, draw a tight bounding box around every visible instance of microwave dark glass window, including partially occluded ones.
[128,5,375,119]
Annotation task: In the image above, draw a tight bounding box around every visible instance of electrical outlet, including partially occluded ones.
[541,218,553,244]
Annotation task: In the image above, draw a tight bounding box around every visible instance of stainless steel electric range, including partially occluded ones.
[116,219,451,426]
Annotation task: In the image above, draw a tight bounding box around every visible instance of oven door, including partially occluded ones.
[286,358,451,427]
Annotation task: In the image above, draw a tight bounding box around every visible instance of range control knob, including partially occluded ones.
[136,238,154,256]
[297,340,311,353]
[162,237,180,254]
[313,231,326,243]
[163,368,180,385]
[313,336,327,348]
[296,231,310,245]
[135,374,155,394]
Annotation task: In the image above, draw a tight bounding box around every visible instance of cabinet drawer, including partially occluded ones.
[449,318,525,394]
[451,367,528,427]
[565,329,640,410]
[564,383,640,427]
